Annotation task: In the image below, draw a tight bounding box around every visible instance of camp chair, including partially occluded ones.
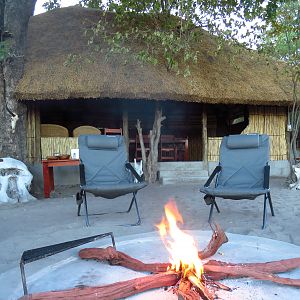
[76,135,147,226]
[200,134,274,229]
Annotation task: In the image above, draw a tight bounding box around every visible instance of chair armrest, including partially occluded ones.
[79,163,86,186]
[204,165,222,187]
[125,162,144,183]
[264,164,270,189]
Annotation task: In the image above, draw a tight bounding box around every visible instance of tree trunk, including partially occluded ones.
[136,104,166,183]
[0,0,36,161]
[288,73,300,183]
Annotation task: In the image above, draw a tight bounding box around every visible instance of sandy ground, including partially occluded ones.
[0,177,299,278]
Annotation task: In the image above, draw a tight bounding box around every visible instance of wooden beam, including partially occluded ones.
[26,103,41,164]
[122,109,129,158]
[202,104,208,169]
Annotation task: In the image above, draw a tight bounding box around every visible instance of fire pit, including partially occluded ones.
[5,232,300,299]
[4,201,300,300]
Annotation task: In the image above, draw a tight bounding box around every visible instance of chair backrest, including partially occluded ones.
[41,124,69,137]
[73,126,101,137]
[79,135,132,185]
[217,134,269,189]
[160,135,175,144]
[104,128,123,135]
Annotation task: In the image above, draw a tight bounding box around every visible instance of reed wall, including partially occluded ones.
[41,137,78,159]
[208,106,288,161]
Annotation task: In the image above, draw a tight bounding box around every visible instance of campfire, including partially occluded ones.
[21,200,300,300]
[156,200,213,299]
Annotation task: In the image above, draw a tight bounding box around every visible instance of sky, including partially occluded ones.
[34,0,79,15]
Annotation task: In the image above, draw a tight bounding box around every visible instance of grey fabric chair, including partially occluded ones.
[76,135,147,226]
[200,134,274,229]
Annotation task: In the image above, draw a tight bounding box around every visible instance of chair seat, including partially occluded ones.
[82,182,147,199]
[200,186,269,200]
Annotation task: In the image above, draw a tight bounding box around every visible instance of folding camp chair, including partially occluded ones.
[200,134,274,229]
[76,135,147,226]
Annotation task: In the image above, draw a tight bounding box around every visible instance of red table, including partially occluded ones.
[42,159,80,198]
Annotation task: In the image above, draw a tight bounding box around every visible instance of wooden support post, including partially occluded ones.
[122,109,129,158]
[202,104,208,169]
[26,103,41,163]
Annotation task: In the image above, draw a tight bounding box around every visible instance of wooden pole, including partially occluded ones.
[26,103,41,163]
[35,104,41,163]
[122,109,129,159]
[202,104,208,169]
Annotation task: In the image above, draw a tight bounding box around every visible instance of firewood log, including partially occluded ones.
[19,272,179,300]
[198,223,228,259]
[79,246,169,273]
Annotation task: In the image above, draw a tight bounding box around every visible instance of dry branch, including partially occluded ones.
[79,223,228,273]
[19,272,179,300]
[198,223,228,259]
[80,248,300,288]
[136,106,166,183]
[177,279,200,300]
[187,273,215,300]
[204,258,300,280]
[79,246,169,273]
[204,263,300,287]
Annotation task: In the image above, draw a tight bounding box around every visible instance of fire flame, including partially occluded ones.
[157,199,203,280]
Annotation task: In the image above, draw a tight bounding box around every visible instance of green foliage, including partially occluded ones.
[45,0,284,75]
[259,0,300,164]
[43,0,61,11]
[83,2,203,75]
[80,1,283,75]
[260,0,300,65]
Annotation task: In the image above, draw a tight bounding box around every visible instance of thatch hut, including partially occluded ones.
[15,6,294,182]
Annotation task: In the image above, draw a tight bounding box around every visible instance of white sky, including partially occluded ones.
[34,0,79,15]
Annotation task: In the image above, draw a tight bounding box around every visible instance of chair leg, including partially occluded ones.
[133,193,141,226]
[77,203,81,217]
[83,191,90,227]
[268,192,275,216]
[121,192,141,226]
[208,203,214,223]
[262,194,267,229]
[126,194,135,213]
[76,191,83,216]
[214,200,220,213]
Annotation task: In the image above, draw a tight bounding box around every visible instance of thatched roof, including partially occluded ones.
[16,6,293,105]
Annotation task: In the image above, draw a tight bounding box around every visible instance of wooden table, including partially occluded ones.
[130,136,189,161]
[42,159,80,198]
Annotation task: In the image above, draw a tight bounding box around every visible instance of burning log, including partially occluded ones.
[187,273,214,300]
[79,222,228,273]
[79,247,300,288]
[198,223,228,260]
[204,257,300,279]
[204,258,300,280]
[19,272,179,300]
[177,279,201,300]
[79,246,169,273]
